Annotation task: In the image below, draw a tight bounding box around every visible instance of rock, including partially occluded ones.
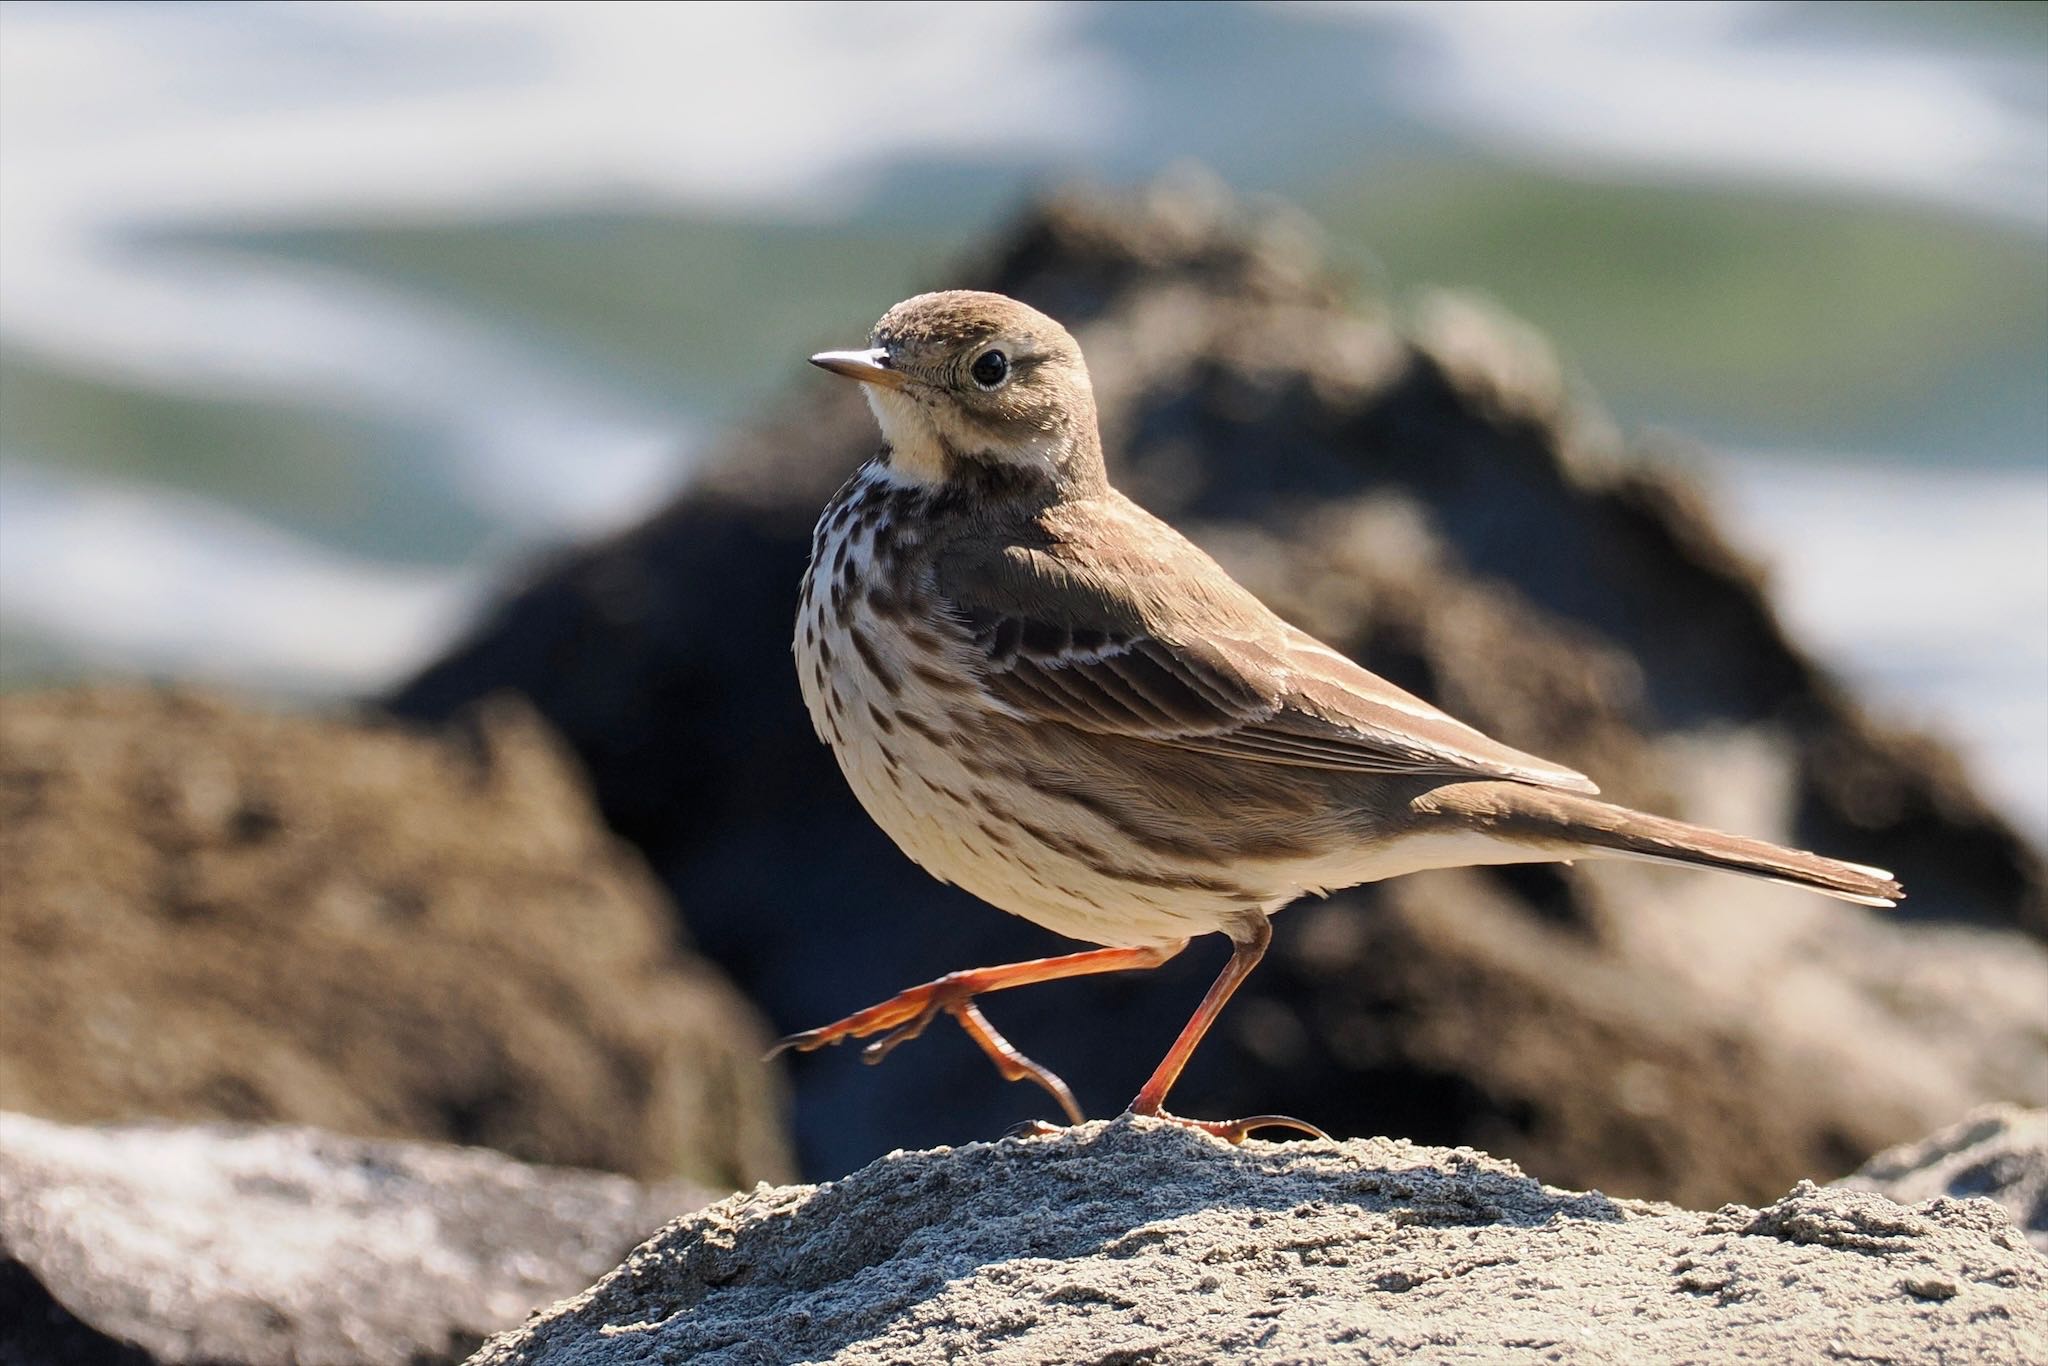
[467,1119,2048,1366]
[1843,1105,2048,1253]
[0,1111,704,1366]
[389,183,2048,1205]
[0,685,791,1190]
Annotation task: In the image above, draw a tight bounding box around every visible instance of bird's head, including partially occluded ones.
[810,290,1105,494]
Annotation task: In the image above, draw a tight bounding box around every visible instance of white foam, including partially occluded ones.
[0,2,1117,229]
[0,464,480,693]
[1709,452,2048,841]
[1343,1,2048,229]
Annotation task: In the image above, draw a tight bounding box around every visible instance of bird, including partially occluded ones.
[778,288,1901,1142]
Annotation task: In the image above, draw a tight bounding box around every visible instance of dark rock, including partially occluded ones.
[467,1119,2048,1366]
[389,183,2048,1205]
[0,685,791,1190]
[0,1111,704,1366]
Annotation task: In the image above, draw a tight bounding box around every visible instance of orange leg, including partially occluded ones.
[769,941,1186,1123]
[1126,917,1326,1143]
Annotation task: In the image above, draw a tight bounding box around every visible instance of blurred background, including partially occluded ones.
[2,0,2043,837]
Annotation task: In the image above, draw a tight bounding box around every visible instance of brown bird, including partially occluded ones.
[780,289,1900,1141]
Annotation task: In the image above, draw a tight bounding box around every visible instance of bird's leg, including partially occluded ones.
[1126,917,1327,1144]
[769,941,1186,1124]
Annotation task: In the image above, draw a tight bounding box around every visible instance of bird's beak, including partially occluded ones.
[809,347,906,389]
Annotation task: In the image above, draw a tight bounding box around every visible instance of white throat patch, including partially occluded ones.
[864,387,950,485]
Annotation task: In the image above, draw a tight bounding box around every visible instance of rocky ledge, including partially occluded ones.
[472,1119,2046,1366]
[0,686,790,1192]
[1843,1104,2048,1255]
[0,1112,706,1366]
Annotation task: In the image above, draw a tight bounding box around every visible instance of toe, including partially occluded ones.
[1003,1119,1066,1140]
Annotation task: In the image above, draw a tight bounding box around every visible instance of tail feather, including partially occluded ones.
[1416,782,1902,908]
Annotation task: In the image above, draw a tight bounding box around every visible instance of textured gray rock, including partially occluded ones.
[469,1119,2048,1365]
[1845,1105,2048,1253]
[0,1112,703,1366]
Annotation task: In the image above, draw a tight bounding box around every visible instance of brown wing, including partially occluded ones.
[933,498,1599,794]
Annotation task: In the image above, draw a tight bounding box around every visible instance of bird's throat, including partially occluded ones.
[864,387,951,486]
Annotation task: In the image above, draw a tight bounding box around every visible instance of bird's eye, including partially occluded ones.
[969,349,1009,390]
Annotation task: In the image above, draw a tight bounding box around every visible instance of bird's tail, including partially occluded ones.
[1413,781,1902,908]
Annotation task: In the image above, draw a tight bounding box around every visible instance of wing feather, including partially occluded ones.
[934,500,1598,795]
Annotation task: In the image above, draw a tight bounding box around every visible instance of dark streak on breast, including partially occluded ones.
[850,628,902,696]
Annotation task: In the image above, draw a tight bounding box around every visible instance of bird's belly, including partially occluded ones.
[797,600,1225,949]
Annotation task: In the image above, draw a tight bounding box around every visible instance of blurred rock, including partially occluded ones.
[468,1119,2047,1366]
[0,1110,701,1366]
[0,685,791,1191]
[390,184,2048,1205]
[1843,1105,2048,1253]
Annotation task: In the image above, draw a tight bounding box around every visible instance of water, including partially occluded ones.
[1710,453,2048,834]
[1,0,2042,836]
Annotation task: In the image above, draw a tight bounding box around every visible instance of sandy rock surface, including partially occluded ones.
[393,182,2048,1203]
[0,685,790,1190]
[0,1112,706,1366]
[1845,1104,2048,1253]
[470,1119,2046,1366]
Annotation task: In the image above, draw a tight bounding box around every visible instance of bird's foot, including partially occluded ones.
[769,978,1085,1125]
[767,978,965,1063]
[1137,1110,1329,1144]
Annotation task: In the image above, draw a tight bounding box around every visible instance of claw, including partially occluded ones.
[861,1007,941,1064]
[763,980,958,1062]
[763,1030,819,1061]
[766,1022,862,1059]
[1004,1119,1065,1140]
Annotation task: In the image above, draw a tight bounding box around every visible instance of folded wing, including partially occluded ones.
[934,515,1598,795]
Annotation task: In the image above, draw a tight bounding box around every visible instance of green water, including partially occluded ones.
[1313,163,2048,465]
